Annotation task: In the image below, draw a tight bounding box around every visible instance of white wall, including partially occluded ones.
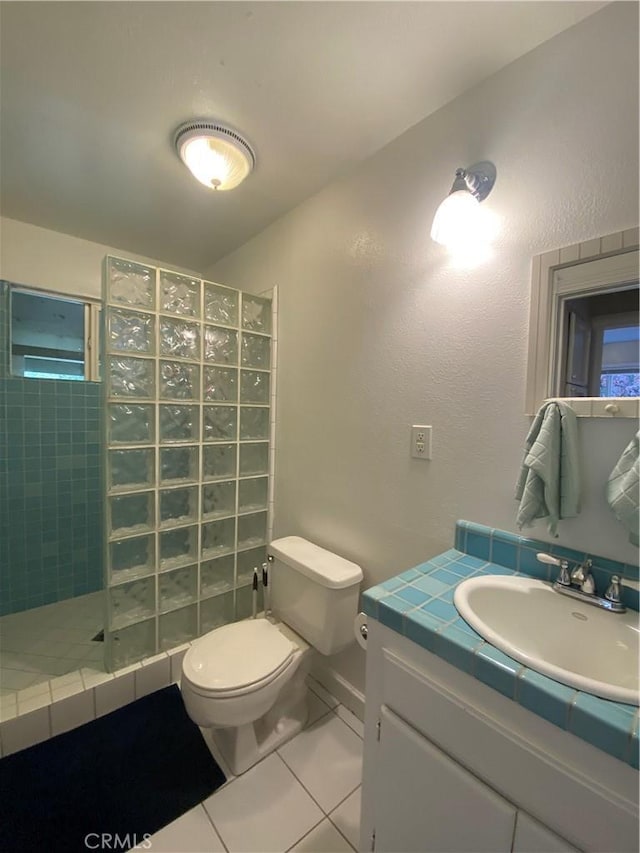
[0,216,201,299]
[208,5,639,690]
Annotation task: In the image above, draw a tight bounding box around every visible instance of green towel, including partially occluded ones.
[606,431,639,546]
[515,401,581,537]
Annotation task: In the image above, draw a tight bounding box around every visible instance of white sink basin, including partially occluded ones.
[454,575,639,706]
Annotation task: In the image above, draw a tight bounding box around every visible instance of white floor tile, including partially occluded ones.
[95,672,135,718]
[0,694,17,712]
[50,688,95,735]
[17,693,52,714]
[49,671,84,691]
[0,706,51,755]
[135,655,171,699]
[146,805,226,852]
[0,703,17,723]
[204,753,323,853]
[16,682,51,703]
[80,667,113,689]
[0,669,43,690]
[290,819,356,853]
[306,689,333,728]
[0,592,104,714]
[168,644,190,683]
[330,787,361,851]
[334,705,364,739]
[51,681,86,702]
[278,714,363,813]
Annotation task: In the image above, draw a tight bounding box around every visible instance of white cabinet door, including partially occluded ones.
[513,812,579,853]
[373,705,517,853]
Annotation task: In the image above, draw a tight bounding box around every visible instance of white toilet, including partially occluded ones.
[181,535,363,775]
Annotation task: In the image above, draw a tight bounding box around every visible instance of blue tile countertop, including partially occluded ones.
[362,520,639,769]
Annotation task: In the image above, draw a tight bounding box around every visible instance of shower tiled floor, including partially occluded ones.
[0,592,104,701]
[146,678,363,853]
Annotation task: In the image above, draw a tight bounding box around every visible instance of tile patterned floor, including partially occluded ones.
[0,592,103,700]
[145,678,363,853]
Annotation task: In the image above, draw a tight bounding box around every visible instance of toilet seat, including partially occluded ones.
[182,619,297,699]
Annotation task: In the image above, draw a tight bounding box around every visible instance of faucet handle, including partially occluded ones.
[537,553,571,586]
[605,575,623,605]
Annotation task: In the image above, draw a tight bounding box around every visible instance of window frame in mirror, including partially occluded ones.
[525,227,639,416]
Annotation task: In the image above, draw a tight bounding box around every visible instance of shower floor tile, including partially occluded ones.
[0,592,104,706]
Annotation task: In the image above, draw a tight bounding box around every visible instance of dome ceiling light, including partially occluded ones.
[174,121,256,191]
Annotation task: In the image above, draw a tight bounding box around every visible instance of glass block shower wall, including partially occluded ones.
[103,257,272,671]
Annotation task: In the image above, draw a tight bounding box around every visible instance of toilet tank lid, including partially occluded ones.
[269,536,363,589]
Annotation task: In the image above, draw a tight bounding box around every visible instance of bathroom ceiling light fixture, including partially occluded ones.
[430,161,497,250]
[174,121,256,191]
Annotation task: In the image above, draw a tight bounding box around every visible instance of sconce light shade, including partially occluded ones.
[175,121,255,191]
[430,162,496,249]
[430,190,481,249]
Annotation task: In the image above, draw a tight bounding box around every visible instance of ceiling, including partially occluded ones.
[0,1,607,272]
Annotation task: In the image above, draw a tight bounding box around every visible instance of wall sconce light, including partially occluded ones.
[430,161,497,251]
[174,121,255,191]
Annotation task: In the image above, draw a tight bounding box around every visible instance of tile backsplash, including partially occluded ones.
[455,520,638,611]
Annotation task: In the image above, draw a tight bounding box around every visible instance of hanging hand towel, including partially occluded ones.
[515,400,581,536]
[606,431,639,546]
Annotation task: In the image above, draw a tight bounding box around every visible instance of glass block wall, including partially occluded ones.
[103,257,273,670]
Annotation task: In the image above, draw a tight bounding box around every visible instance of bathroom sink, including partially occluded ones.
[453,575,639,706]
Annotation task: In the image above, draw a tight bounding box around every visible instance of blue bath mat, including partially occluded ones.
[0,683,225,852]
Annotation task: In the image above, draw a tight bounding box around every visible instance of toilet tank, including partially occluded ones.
[269,536,363,656]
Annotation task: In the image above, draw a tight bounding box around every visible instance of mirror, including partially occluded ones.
[558,287,638,397]
[525,228,639,415]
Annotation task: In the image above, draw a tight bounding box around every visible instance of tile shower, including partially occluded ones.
[104,258,273,671]
[0,282,102,617]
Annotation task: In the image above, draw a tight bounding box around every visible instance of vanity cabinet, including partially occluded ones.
[373,706,517,852]
[360,620,638,853]
[371,705,577,853]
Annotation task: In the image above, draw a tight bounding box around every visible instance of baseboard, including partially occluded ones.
[309,660,365,723]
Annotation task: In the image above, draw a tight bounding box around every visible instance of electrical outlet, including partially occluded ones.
[411,425,432,460]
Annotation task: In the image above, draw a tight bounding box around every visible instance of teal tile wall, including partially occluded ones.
[0,283,103,616]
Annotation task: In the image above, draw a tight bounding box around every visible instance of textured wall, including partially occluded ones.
[208,5,639,689]
[0,217,201,300]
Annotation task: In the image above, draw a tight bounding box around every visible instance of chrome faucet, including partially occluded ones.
[536,553,626,613]
[570,558,595,594]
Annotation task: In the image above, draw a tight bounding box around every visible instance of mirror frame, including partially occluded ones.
[525,227,639,416]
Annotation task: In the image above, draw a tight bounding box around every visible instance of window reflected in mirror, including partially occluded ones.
[559,285,639,398]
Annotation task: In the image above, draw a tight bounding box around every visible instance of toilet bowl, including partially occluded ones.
[182,618,308,727]
[181,618,310,774]
[181,536,363,775]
